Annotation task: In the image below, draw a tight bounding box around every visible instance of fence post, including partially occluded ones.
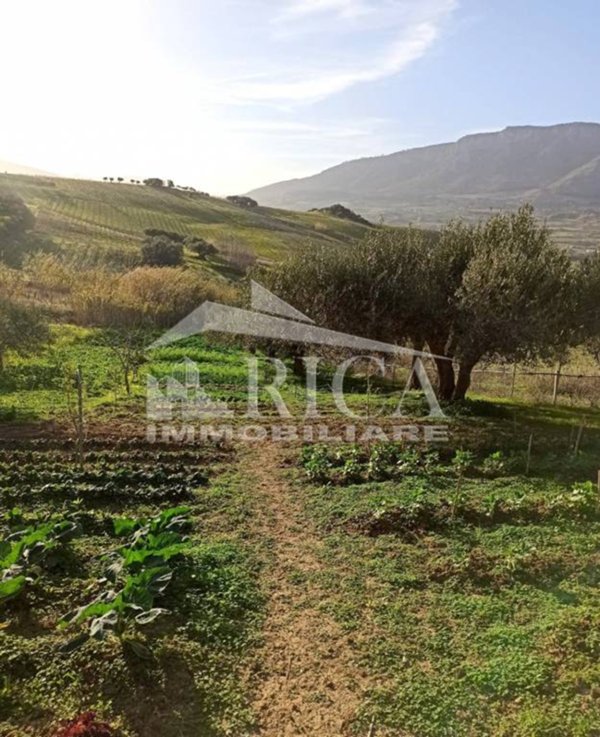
[552,361,562,406]
[510,363,517,398]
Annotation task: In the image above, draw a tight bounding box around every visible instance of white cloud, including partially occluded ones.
[0,0,458,192]
[227,22,441,103]
[227,0,457,104]
[276,0,373,21]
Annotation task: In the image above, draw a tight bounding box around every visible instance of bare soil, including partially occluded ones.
[243,443,375,737]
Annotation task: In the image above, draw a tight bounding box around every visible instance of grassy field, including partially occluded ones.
[0,174,372,271]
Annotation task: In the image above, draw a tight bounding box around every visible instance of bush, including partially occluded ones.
[140,236,184,267]
[226,195,258,208]
[187,237,217,260]
[0,192,56,267]
[220,242,256,273]
[71,266,237,328]
[0,296,50,369]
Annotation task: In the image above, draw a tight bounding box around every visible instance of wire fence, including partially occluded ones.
[469,364,600,407]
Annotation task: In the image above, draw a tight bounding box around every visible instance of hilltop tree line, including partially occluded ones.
[101,177,258,204]
[260,205,600,401]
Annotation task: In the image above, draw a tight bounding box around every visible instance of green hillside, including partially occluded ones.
[0,174,373,269]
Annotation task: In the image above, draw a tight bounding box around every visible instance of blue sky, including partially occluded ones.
[0,0,598,192]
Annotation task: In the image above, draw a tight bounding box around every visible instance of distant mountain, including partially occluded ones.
[0,160,52,176]
[248,123,600,254]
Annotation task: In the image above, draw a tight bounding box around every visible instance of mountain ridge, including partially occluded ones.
[248,122,600,254]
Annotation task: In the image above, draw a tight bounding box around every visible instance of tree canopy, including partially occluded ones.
[226,195,258,208]
[0,192,55,267]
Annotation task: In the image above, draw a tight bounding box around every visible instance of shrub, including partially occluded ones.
[140,236,184,267]
[0,296,50,370]
[226,195,258,208]
[220,242,257,273]
[71,266,237,328]
[187,237,217,260]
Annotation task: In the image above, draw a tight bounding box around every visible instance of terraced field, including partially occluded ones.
[0,174,372,265]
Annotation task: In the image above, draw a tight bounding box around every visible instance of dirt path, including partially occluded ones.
[244,443,372,737]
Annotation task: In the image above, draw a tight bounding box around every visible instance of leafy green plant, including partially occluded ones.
[549,481,600,518]
[451,449,475,495]
[480,450,509,477]
[300,444,332,483]
[301,443,444,486]
[60,506,192,654]
[0,512,80,604]
[60,566,173,655]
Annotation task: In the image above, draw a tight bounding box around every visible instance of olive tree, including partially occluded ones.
[260,206,576,401]
[140,236,184,267]
[447,206,574,398]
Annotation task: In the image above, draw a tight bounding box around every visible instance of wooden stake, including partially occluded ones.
[573,424,584,455]
[75,365,85,468]
[597,470,600,493]
[526,434,533,475]
[367,718,376,737]
[510,363,517,398]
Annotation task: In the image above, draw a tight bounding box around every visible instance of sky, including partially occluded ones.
[0,0,599,193]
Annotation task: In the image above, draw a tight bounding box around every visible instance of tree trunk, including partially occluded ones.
[292,354,305,378]
[436,358,456,401]
[410,340,425,390]
[453,362,475,401]
[427,338,456,401]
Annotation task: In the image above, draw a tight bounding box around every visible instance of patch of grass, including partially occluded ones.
[295,435,600,736]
